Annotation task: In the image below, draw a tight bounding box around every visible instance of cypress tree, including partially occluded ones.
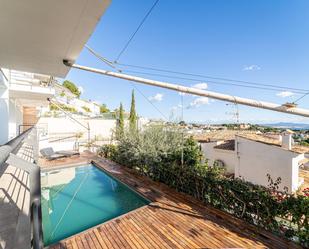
[118,102,124,138]
[129,90,137,132]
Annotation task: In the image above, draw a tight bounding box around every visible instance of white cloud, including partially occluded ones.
[276,91,295,98]
[149,93,163,102]
[179,92,187,96]
[171,104,183,111]
[192,83,208,90]
[243,65,261,71]
[187,97,209,108]
[171,106,178,112]
[78,86,84,94]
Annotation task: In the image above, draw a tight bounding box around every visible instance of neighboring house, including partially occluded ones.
[0,69,55,143]
[54,82,77,101]
[200,132,308,193]
[50,85,102,117]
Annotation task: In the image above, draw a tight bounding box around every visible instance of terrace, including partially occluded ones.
[39,152,300,249]
[0,1,308,248]
[0,129,303,248]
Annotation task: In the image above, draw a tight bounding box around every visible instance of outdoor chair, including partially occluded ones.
[40,147,79,160]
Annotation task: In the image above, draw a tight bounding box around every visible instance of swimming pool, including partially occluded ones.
[41,164,149,246]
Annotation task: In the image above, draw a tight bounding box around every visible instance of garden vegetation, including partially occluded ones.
[98,124,308,246]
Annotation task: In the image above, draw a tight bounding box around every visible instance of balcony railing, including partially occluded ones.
[0,127,43,249]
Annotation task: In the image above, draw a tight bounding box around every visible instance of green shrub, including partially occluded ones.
[49,103,77,113]
[97,144,117,160]
[62,80,81,97]
[82,106,91,113]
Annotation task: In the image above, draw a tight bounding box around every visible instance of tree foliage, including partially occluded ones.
[62,80,81,98]
[116,102,125,139]
[100,104,110,114]
[129,90,137,132]
[82,106,91,113]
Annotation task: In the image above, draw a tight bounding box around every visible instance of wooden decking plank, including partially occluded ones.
[99,225,120,249]
[106,220,132,249]
[134,209,184,249]
[126,216,157,249]
[150,199,255,248]
[151,205,231,248]
[88,230,103,249]
[149,208,205,248]
[91,229,109,249]
[112,218,143,249]
[79,234,90,249]
[145,206,210,248]
[69,237,79,249]
[152,204,245,248]
[116,217,144,249]
[84,232,96,249]
[129,210,172,249]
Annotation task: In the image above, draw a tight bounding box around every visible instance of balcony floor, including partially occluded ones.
[0,143,35,249]
[40,152,300,249]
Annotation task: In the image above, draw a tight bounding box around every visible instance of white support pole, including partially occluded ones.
[64,62,309,118]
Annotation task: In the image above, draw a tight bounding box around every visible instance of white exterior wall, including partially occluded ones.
[8,99,23,139]
[236,136,301,193]
[38,117,118,139]
[200,141,236,174]
[0,69,9,144]
[1,68,56,143]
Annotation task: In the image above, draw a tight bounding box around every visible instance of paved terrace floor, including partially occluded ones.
[0,142,35,249]
[40,152,300,249]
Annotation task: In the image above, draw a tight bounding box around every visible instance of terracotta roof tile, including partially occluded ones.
[214,140,235,151]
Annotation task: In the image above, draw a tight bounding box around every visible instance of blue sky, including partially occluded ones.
[65,0,309,124]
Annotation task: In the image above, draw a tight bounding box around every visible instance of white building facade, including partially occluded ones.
[0,69,55,144]
[200,134,305,193]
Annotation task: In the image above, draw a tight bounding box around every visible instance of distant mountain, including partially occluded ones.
[263,122,309,130]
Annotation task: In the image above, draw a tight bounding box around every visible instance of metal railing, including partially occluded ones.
[18,124,35,135]
[0,127,43,249]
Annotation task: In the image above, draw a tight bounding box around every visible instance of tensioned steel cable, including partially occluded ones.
[86,45,307,94]
[121,69,306,94]
[293,91,309,104]
[116,63,308,93]
[114,0,160,62]
[48,168,90,242]
[85,45,168,120]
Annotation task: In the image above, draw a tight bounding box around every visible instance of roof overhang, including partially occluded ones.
[0,0,110,78]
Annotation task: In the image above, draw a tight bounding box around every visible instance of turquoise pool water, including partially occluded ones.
[41,164,149,246]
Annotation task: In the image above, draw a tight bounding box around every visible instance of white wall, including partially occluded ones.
[0,70,9,144]
[236,136,301,193]
[38,117,118,140]
[200,141,236,174]
[201,137,302,193]
[8,99,23,139]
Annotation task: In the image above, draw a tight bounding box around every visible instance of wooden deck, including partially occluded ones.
[41,152,300,249]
